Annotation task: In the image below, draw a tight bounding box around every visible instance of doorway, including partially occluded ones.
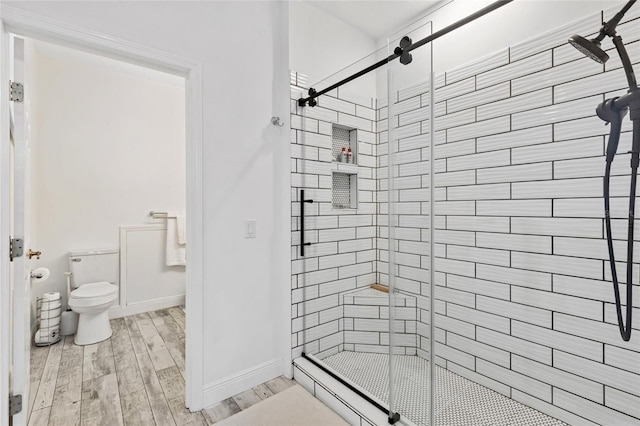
[25,38,191,425]
[0,13,205,425]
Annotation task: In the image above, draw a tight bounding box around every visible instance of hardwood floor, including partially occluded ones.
[27,308,296,425]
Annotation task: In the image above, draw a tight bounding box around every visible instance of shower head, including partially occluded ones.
[569,35,610,64]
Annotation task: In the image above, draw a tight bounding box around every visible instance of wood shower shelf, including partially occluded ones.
[370,283,389,293]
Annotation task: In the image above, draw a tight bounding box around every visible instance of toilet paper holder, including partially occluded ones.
[30,267,50,282]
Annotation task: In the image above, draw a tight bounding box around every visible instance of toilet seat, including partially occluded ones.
[69,282,118,308]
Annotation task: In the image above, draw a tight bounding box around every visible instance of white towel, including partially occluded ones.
[176,212,186,245]
[166,211,186,266]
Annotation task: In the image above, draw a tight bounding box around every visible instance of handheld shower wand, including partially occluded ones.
[569,0,639,341]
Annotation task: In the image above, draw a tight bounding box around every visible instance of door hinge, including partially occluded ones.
[9,81,23,103]
[9,237,23,261]
[9,394,22,416]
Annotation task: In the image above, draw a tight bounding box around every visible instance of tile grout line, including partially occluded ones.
[130,315,165,426]
[44,341,62,425]
[154,310,185,381]
[111,329,127,426]
[146,313,175,424]
[78,343,84,426]
[139,311,181,425]
[123,316,164,426]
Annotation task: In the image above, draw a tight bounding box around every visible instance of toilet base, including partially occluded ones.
[74,309,112,345]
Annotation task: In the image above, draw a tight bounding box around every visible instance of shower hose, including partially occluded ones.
[601,98,635,341]
[594,4,640,341]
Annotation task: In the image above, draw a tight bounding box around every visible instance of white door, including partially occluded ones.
[7,33,32,426]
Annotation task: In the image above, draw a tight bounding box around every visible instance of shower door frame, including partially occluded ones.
[386,20,435,424]
[293,19,436,425]
[0,4,206,412]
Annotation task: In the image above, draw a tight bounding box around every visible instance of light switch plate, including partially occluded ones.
[245,220,256,239]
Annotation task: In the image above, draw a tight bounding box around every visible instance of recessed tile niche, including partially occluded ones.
[332,171,357,209]
[332,123,357,164]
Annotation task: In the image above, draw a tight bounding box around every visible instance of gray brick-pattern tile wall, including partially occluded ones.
[376,81,432,360]
[290,76,379,360]
[430,8,640,425]
[291,4,640,423]
[342,287,417,354]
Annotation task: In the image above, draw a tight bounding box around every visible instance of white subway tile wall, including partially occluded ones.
[291,79,380,360]
[427,11,640,424]
[377,74,432,359]
[290,8,640,425]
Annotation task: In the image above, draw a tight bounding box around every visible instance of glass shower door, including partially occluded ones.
[291,53,396,418]
[386,20,434,426]
[290,17,434,425]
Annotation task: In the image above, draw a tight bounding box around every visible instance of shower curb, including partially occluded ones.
[292,357,418,426]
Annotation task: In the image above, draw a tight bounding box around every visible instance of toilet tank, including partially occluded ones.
[68,248,119,289]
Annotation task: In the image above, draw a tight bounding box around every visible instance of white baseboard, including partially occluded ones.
[108,294,185,319]
[202,358,284,409]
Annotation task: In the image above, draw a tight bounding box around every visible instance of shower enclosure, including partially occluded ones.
[291,3,640,425]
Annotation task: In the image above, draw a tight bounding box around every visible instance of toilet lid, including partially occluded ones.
[70,282,117,299]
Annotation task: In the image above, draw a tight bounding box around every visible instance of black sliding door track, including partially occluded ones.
[301,353,400,423]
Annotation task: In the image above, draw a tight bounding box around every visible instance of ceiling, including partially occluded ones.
[306,0,444,40]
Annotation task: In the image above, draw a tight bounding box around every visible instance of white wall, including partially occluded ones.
[3,0,291,410]
[30,46,186,314]
[289,1,378,97]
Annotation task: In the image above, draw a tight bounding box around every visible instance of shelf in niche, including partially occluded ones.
[332,123,358,165]
[332,163,359,173]
[332,171,358,210]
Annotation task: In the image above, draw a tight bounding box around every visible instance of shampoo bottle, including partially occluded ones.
[340,147,347,162]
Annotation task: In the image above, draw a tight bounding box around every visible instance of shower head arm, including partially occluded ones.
[593,0,637,42]
[611,35,639,93]
[601,0,637,38]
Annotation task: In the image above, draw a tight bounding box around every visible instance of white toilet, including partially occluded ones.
[68,248,119,345]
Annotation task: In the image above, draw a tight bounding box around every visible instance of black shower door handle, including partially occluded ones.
[300,189,314,257]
